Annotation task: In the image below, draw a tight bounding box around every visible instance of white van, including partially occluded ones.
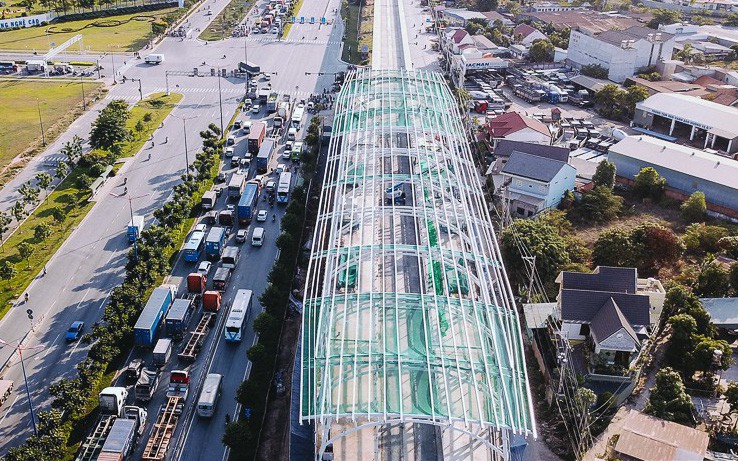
[196,373,222,418]
[144,54,165,64]
[242,120,252,135]
[251,227,265,247]
[286,127,297,141]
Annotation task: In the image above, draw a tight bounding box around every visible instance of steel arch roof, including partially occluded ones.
[300,69,535,436]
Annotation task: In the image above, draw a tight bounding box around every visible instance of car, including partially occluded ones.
[249,78,258,86]
[240,157,251,169]
[226,135,236,146]
[216,172,226,183]
[243,98,253,109]
[252,27,260,34]
[236,229,248,243]
[263,73,271,81]
[124,358,145,382]
[256,209,268,222]
[231,156,241,168]
[224,147,234,157]
[275,164,285,175]
[194,223,207,233]
[282,141,294,159]
[233,120,242,129]
[198,261,212,275]
[251,104,261,114]
[271,27,279,34]
[66,321,85,341]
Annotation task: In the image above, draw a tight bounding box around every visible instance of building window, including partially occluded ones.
[579,324,590,336]
[516,207,525,215]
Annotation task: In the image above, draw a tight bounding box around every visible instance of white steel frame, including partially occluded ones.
[300,69,536,458]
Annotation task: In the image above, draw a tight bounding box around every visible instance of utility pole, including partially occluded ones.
[80,76,86,110]
[36,98,46,146]
[172,114,197,174]
[130,78,143,100]
[0,338,44,436]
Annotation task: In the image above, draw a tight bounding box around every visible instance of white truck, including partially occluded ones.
[144,54,165,64]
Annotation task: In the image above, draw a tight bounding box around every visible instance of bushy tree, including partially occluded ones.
[580,64,609,79]
[34,223,52,247]
[633,167,667,200]
[246,344,266,363]
[18,242,33,268]
[681,191,707,222]
[694,256,730,297]
[528,39,554,62]
[222,420,253,452]
[89,99,130,152]
[568,186,623,224]
[631,222,684,274]
[683,223,729,254]
[645,367,694,425]
[718,236,738,259]
[592,160,616,189]
[648,9,683,28]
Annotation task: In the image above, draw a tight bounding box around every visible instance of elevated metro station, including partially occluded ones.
[300,69,535,460]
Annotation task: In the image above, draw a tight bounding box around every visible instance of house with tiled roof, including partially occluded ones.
[500,151,575,217]
[486,112,551,147]
[555,267,664,370]
[513,23,548,46]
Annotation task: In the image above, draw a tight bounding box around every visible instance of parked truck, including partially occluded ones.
[202,290,222,312]
[205,227,227,260]
[266,92,279,112]
[237,182,259,225]
[142,371,189,461]
[187,272,206,295]
[256,138,275,173]
[248,121,266,154]
[127,216,144,243]
[133,285,176,347]
[212,267,231,291]
[165,298,195,339]
[75,388,147,461]
[227,173,246,199]
[134,368,159,402]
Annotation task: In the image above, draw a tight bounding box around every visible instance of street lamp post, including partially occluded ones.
[80,76,86,110]
[172,114,197,174]
[118,193,149,261]
[36,99,46,146]
[130,78,143,101]
[0,339,45,436]
[216,68,224,135]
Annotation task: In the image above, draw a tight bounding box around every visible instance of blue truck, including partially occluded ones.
[237,183,259,225]
[256,138,275,172]
[134,285,176,346]
[127,215,144,243]
[165,298,194,339]
[205,226,227,260]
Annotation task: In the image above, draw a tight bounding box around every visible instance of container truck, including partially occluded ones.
[227,173,246,199]
[165,298,194,339]
[238,61,260,75]
[187,273,206,295]
[96,418,137,461]
[76,388,147,461]
[256,138,275,173]
[213,267,231,291]
[133,285,176,347]
[134,369,159,402]
[127,216,144,243]
[273,101,291,128]
[266,92,279,112]
[221,246,240,270]
[237,182,259,225]
[201,190,217,209]
[205,227,227,260]
[152,338,172,367]
[142,372,189,461]
[202,290,222,312]
[248,122,266,155]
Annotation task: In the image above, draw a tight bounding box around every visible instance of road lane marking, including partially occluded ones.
[0,396,19,426]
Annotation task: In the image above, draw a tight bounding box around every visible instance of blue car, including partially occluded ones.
[65,321,84,341]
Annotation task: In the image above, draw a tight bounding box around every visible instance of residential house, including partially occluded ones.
[500,151,576,216]
[556,267,663,370]
[439,8,487,27]
[567,26,675,83]
[486,112,551,147]
[513,23,548,46]
[443,28,476,55]
[614,410,709,461]
[480,10,514,27]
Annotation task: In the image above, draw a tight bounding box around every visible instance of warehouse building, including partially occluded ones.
[633,93,738,154]
[608,135,738,216]
[300,69,535,460]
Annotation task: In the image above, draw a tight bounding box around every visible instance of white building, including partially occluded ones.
[567,26,675,83]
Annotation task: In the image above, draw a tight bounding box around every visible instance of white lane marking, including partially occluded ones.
[0,396,20,426]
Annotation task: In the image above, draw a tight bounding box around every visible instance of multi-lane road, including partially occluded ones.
[0,0,345,456]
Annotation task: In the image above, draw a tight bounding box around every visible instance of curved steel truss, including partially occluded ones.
[300,69,535,458]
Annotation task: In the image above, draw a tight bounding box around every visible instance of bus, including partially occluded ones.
[276,172,292,204]
[183,230,206,262]
[224,289,253,342]
[196,373,222,418]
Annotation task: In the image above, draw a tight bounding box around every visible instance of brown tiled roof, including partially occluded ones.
[615,410,709,461]
[487,112,550,138]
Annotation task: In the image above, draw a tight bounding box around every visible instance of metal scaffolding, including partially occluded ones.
[300,69,535,458]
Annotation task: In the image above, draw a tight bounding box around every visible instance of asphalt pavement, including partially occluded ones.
[0,0,345,456]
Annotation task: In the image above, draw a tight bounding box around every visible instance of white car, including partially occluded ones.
[282,141,294,159]
[226,135,236,146]
[197,261,212,275]
[271,27,279,34]
[224,147,234,157]
[256,209,268,222]
[194,223,207,233]
[263,73,271,81]
[251,104,261,114]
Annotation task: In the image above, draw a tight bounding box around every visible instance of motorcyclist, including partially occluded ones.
[272,214,276,222]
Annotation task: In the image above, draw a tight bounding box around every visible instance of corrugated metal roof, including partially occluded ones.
[700,297,738,328]
[608,135,738,190]
[615,410,709,461]
[636,93,738,139]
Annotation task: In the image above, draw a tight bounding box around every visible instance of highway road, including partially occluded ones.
[0,0,344,455]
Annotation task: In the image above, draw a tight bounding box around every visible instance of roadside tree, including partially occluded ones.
[89,99,131,152]
[0,211,11,252]
[17,242,33,269]
[0,261,16,289]
[18,181,40,207]
[11,201,25,223]
[35,172,53,201]
[645,367,694,425]
[34,223,52,248]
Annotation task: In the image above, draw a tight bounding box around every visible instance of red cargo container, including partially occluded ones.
[202,291,221,312]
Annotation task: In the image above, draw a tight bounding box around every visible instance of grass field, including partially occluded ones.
[200,0,253,41]
[0,80,103,173]
[0,8,178,52]
[0,92,182,320]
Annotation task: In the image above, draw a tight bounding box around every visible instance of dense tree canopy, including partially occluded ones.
[645,367,695,425]
[528,39,555,63]
[89,100,130,152]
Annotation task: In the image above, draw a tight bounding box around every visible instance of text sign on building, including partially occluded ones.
[0,13,52,29]
[647,108,711,131]
[463,59,509,70]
